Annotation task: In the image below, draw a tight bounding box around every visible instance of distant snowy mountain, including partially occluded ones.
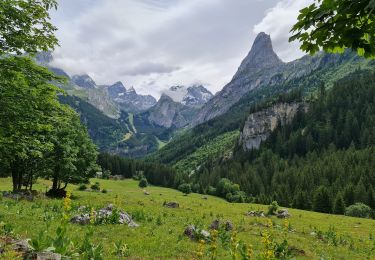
[163,85,213,107]
[107,82,156,113]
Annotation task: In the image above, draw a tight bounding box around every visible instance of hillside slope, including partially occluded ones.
[0,178,374,259]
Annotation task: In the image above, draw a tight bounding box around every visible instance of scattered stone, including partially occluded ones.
[36,252,62,260]
[209,219,233,231]
[202,196,208,200]
[184,225,210,241]
[277,209,291,218]
[12,239,31,253]
[70,213,90,225]
[209,219,220,230]
[163,201,179,208]
[310,232,316,236]
[246,210,265,217]
[2,191,34,201]
[143,190,150,195]
[70,204,139,227]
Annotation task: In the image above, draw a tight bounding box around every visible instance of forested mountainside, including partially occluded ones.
[149,51,375,167]
[188,71,375,213]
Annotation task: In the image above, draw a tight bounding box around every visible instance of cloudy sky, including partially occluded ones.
[51,0,312,98]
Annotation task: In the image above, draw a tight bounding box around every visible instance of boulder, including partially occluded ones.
[209,219,233,231]
[202,196,208,200]
[70,213,90,225]
[184,225,210,241]
[70,204,139,227]
[36,252,62,260]
[163,201,179,208]
[277,209,291,218]
[246,210,265,217]
[12,239,31,253]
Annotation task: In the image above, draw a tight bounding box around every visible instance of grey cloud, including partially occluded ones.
[51,0,301,98]
[122,62,181,76]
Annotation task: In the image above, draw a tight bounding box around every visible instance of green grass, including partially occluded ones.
[0,178,374,259]
[174,131,240,173]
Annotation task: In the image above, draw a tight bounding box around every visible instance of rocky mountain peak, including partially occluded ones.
[72,74,97,89]
[237,32,283,73]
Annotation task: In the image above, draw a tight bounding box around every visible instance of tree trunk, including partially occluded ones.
[52,177,58,191]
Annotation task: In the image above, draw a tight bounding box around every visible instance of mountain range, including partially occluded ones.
[36,32,375,158]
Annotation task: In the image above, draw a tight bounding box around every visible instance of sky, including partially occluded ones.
[51,0,312,98]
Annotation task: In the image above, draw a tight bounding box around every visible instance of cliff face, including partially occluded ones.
[239,102,306,151]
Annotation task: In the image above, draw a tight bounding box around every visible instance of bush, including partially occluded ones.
[268,201,279,215]
[345,203,372,218]
[207,186,217,196]
[78,184,87,191]
[139,178,148,188]
[178,183,192,194]
[101,189,108,194]
[91,182,100,191]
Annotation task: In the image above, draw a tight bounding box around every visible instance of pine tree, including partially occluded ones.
[312,186,332,213]
[333,193,346,215]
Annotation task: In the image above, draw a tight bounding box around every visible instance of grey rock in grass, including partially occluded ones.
[246,210,265,217]
[36,252,62,260]
[163,201,179,208]
[70,204,139,227]
[277,209,291,218]
[184,225,210,241]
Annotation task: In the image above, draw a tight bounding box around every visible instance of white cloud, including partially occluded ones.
[50,0,312,98]
[253,0,313,62]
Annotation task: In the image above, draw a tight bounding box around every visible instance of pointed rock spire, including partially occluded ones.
[237,32,283,73]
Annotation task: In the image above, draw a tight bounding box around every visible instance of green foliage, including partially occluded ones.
[0,0,58,55]
[178,183,192,194]
[268,201,279,216]
[138,178,148,188]
[290,0,375,58]
[345,203,373,218]
[91,182,101,191]
[193,71,375,214]
[313,186,332,213]
[78,184,88,191]
[333,193,346,215]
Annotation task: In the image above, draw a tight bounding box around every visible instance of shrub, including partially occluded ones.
[101,189,108,194]
[345,203,372,218]
[90,182,100,191]
[268,201,279,215]
[78,184,87,191]
[139,178,148,188]
[207,186,217,196]
[178,183,192,194]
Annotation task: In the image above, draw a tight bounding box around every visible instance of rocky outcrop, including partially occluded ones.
[146,94,198,128]
[239,102,306,151]
[72,74,97,89]
[192,32,285,126]
[70,204,139,227]
[191,32,359,127]
[107,82,157,113]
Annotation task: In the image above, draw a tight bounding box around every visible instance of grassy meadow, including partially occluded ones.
[0,178,374,259]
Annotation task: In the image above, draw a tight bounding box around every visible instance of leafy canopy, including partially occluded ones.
[0,0,58,55]
[290,0,375,58]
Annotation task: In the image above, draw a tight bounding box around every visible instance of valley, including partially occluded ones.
[1,0,375,259]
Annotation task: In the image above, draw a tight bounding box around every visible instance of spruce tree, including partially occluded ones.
[312,186,332,213]
[333,193,346,215]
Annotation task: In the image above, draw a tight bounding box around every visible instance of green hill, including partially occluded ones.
[0,178,374,259]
